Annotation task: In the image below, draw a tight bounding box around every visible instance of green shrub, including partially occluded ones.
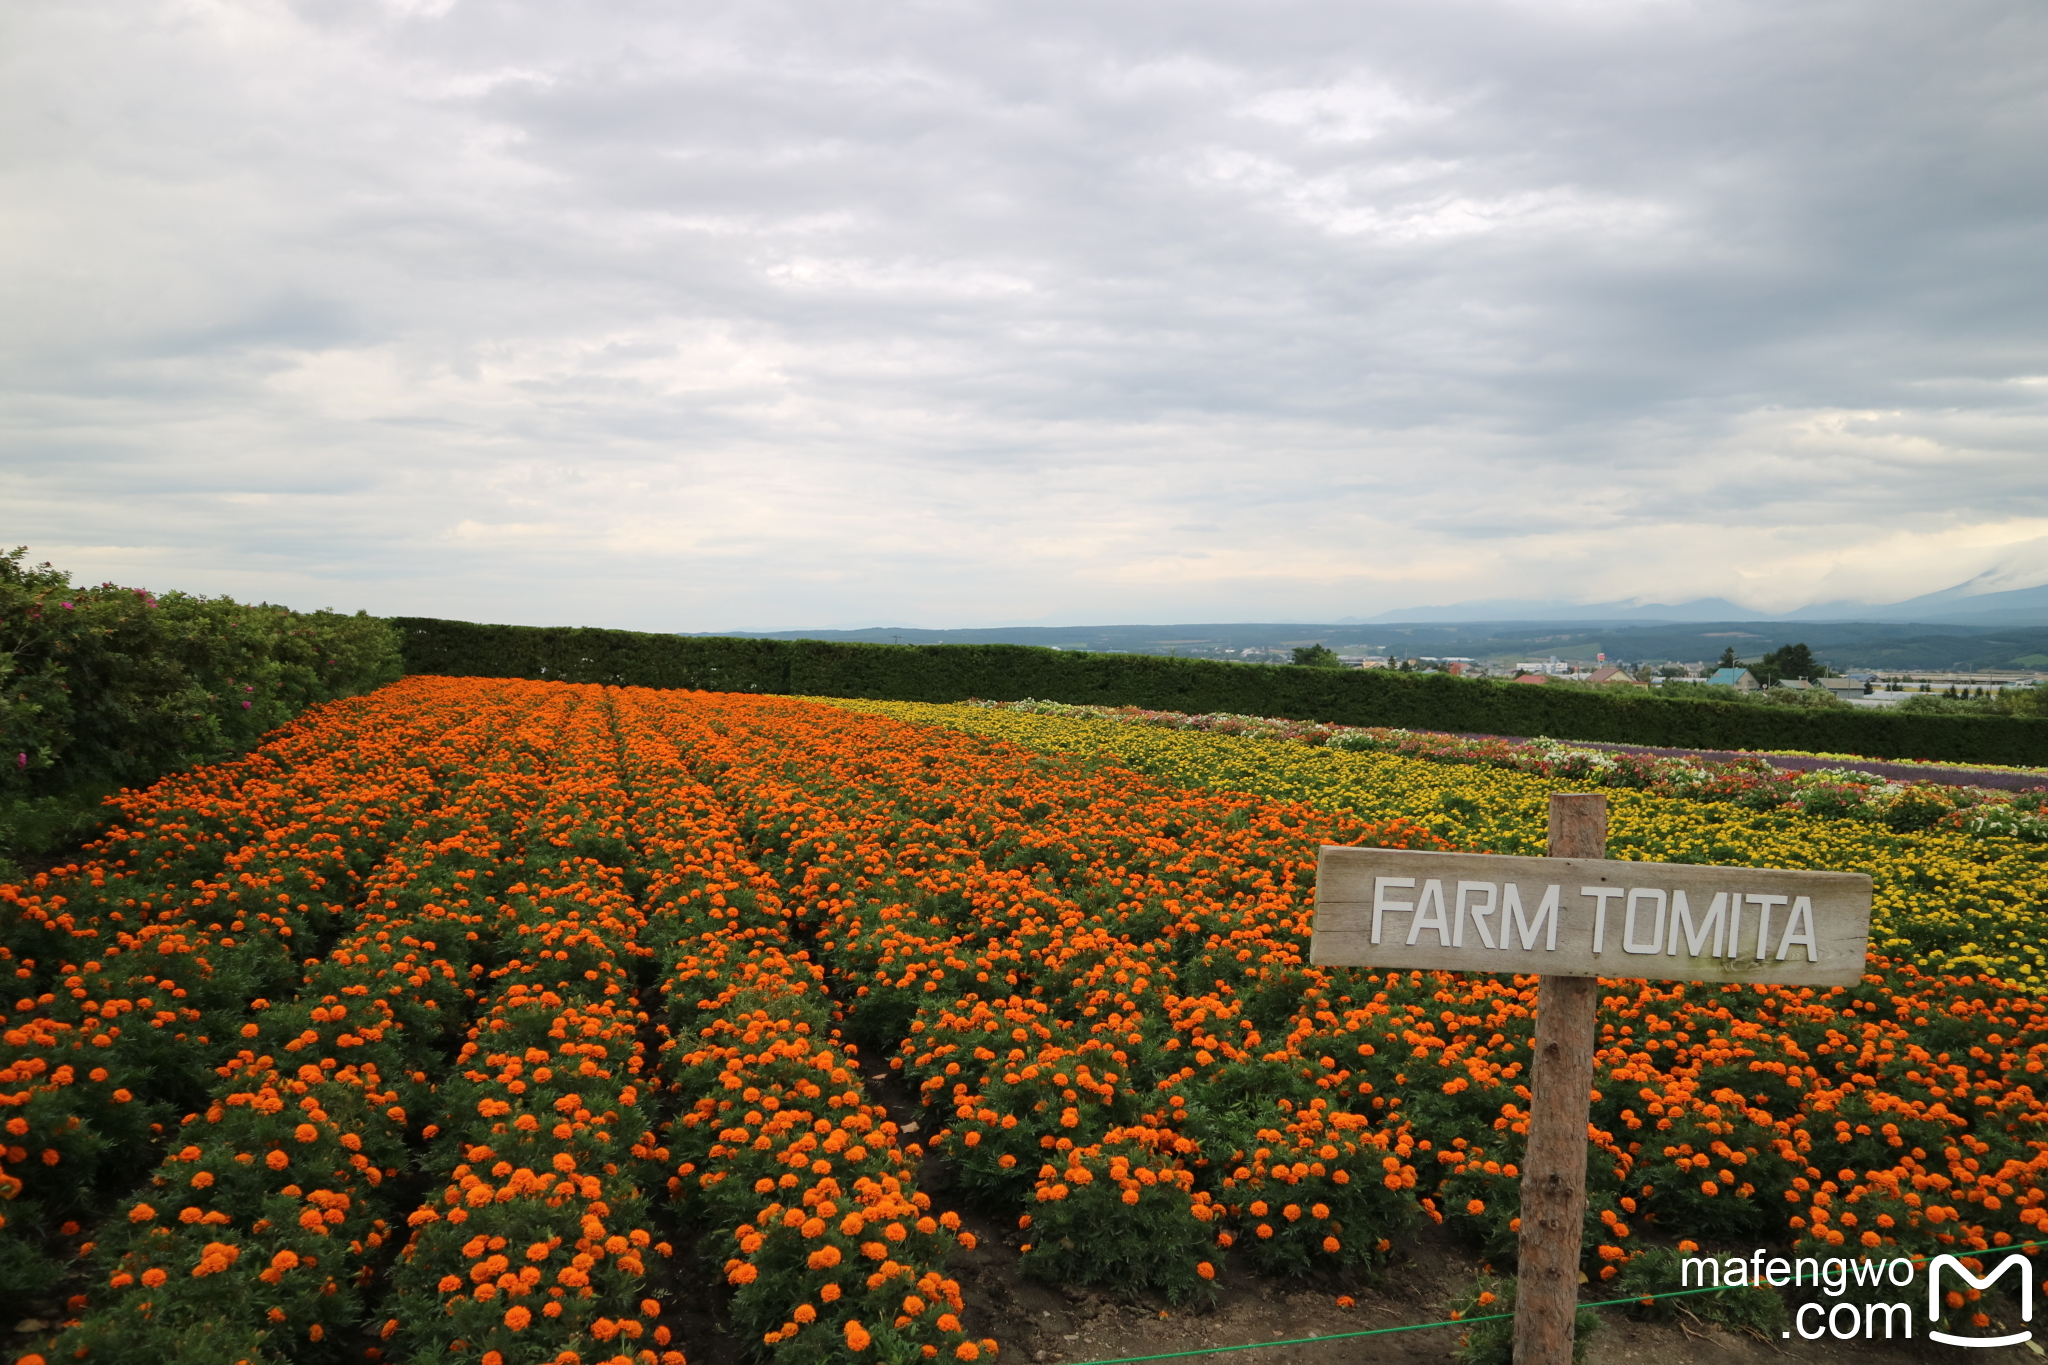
[0,549,402,870]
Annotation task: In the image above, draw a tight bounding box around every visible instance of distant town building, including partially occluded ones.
[1708,667,1760,692]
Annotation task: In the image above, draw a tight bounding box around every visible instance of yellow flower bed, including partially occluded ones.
[820,700,2048,985]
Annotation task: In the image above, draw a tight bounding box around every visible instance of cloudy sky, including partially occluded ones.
[3,0,2044,630]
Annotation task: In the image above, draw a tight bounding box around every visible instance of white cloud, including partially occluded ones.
[1238,79,1450,144]
[1,0,2043,629]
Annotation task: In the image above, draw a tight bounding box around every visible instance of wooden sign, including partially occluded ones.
[1308,798,1876,1365]
[1311,846,1872,986]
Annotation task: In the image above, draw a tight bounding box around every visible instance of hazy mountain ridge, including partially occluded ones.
[1354,579,2048,626]
[686,620,2048,673]
[688,574,2048,671]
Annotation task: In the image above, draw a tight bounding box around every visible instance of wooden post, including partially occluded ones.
[1512,793,1607,1365]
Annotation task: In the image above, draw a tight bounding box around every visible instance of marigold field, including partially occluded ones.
[4,680,2047,1365]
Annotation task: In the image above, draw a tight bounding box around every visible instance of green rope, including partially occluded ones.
[1059,1238,2048,1365]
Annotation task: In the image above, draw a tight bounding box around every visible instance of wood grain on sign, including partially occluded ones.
[1311,846,1872,986]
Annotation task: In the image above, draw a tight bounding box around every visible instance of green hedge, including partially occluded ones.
[2,550,404,867]
[392,617,2048,767]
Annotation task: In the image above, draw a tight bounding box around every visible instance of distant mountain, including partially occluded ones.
[1358,578,2048,628]
[679,577,2047,670]
[1806,580,2048,625]
[1362,597,1769,625]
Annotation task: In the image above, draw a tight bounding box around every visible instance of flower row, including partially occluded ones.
[637,694,2045,1334]
[845,700,2048,982]
[619,687,994,1365]
[961,698,2048,838]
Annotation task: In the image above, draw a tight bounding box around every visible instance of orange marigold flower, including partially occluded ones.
[192,1242,241,1277]
[809,1246,843,1271]
[504,1306,533,1330]
[129,1203,156,1223]
[294,1123,319,1143]
[845,1320,873,1352]
[642,1299,662,1318]
[955,1345,980,1361]
[141,1268,167,1288]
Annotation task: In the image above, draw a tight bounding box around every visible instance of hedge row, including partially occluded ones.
[392,617,2048,766]
[1,549,404,865]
